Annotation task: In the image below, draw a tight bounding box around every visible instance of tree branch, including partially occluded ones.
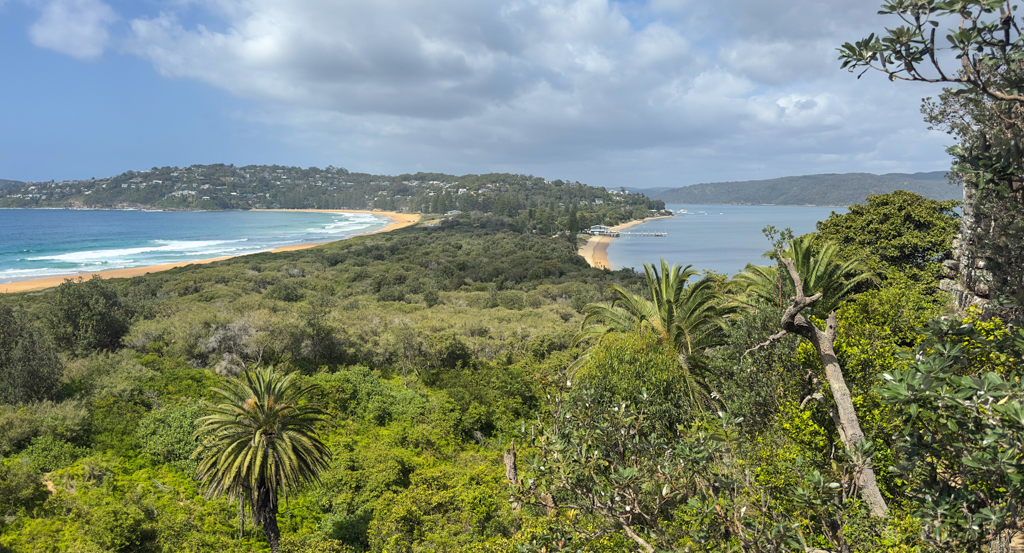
[743,329,789,357]
[617,519,655,553]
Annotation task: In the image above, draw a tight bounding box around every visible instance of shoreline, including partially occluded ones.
[1,210,420,294]
[578,215,674,270]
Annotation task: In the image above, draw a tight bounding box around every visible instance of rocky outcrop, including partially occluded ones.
[942,180,1024,321]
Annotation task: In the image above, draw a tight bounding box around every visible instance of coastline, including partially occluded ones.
[578,215,674,270]
[1,210,420,294]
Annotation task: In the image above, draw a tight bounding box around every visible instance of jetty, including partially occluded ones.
[619,231,667,237]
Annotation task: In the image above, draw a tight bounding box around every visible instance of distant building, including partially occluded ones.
[588,225,618,237]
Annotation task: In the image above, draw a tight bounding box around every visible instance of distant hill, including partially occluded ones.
[0,179,25,190]
[653,171,960,206]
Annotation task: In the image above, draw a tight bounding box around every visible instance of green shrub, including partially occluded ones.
[376,285,407,303]
[0,400,90,455]
[83,501,148,552]
[135,403,202,472]
[422,287,440,307]
[0,458,47,515]
[46,276,138,356]
[0,305,62,404]
[23,435,89,472]
[265,280,304,302]
[89,396,146,455]
[496,290,526,310]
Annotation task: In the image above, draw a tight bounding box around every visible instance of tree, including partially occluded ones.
[839,1,1024,102]
[745,230,889,517]
[0,304,62,404]
[577,260,732,408]
[815,190,960,292]
[567,206,579,235]
[876,315,1024,551]
[734,234,879,317]
[46,276,135,356]
[840,0,1024,316]
[194,367,331,552]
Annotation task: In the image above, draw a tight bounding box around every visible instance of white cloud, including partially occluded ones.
[23,0,953,184]
[28,0,117,60]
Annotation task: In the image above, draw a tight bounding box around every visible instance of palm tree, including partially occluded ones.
[733,235,877,317]
[194,367,331,552]
[576,259,733,408]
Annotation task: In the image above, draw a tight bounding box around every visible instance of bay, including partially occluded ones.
[606,204,847,275]
[0,209,390,283]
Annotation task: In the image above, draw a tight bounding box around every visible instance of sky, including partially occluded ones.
[0,0,959,188]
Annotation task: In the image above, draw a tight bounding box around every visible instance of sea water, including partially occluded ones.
[606,204,847,276]
[0,209,390,283]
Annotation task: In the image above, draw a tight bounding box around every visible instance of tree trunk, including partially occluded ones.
[775,258,889,517]
[254,485,281,553]
[801,313,888,518]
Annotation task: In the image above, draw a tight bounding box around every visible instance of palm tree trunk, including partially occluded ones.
[254,485,281,553]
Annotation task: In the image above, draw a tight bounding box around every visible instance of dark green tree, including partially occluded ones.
[194,367,331,552]
[46,276,135,356]
[815,190,960,293]
[567,206,579,234]
[0,304,62,404]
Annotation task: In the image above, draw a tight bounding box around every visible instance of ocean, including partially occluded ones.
[0,209,391,284]
[606,204,847,276]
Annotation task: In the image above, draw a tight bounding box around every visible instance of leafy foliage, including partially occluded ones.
[734,234,878,318]
[815,191,960,294]
[578,260,733,408]
[45,276,144,356]
[0,304,62,404]
[877,315,1024,551]
[195,367,332,552]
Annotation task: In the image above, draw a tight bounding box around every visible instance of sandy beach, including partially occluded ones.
[1,210,420,294]
[578,215,674,270]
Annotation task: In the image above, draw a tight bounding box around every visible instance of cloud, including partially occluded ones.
[28,0,117,60]
[25,0,953,184]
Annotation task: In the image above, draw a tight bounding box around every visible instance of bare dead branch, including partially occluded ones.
[743,329,789,357]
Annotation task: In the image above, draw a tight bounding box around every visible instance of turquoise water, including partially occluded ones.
[0,209,390,283]
[606,204,847,276]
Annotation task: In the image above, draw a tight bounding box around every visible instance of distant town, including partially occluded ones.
[0,163,667,232]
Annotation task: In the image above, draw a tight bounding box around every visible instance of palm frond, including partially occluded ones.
[574,259,732,411]
[194,367,331,512]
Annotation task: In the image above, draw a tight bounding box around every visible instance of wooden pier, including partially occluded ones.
[619,231,668,237]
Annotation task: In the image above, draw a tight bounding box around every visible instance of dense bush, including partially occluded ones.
[0,206,1002,552]
[0,305,62,404]
[45,276,145,356]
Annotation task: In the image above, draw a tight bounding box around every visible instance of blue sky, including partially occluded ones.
[0,0,956,187]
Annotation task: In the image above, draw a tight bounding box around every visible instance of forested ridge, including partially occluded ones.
[0,165,664,229]
[2,190,1022,553]
[654,171,960,206]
